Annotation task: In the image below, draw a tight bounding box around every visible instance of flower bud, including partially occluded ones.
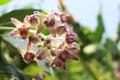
[44,37,51,46]
[60,14,69,23]
[29,35,39,44]
[50,49,57,56]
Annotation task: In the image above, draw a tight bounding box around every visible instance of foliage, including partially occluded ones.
[0,0,11,6]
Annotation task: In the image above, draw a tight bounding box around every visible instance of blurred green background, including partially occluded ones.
[0,0,120,80]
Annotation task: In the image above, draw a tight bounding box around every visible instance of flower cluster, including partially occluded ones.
[9,10,80,70]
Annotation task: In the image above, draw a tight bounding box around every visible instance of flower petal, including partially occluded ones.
[59,50,78,61]
[9,28,20,36]
[51,57,66,70]
[34,11,46,18]
[69,53,78,61]
[24,15,31,27]
[11,18,23,28]
[36,25,44,34]
[66,43,80,53]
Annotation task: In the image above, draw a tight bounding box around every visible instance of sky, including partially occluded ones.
[0,0,120,39]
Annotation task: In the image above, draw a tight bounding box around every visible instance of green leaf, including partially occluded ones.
[94,12,105,42]
[105,38,119,55]
[23,63,43,77]
[0,0,11,5]
[0,62,25,79]
[0,37,25,80]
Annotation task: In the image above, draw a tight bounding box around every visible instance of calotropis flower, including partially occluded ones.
[9,16,31,39]
[9,10,80,70]
[51,49,78,70]
[16,41,35,63]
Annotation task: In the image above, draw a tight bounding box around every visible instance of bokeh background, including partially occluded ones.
[0,0,120,80]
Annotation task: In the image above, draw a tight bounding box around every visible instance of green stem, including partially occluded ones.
[78,55,98,80]
[0,27,15,30]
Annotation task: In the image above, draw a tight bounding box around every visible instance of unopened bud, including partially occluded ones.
[60,14,69,23]
[50,50,57,56]
[29,35,39,44]
[44,37,51,46]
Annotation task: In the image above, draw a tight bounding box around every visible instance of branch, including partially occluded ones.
[0,27,15,30]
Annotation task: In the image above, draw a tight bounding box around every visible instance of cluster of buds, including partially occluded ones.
[9,10,80,70]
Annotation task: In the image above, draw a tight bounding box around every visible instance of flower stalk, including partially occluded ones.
[0,27,15,30]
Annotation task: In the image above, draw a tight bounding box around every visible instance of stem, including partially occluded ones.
[0,27,15,30]
[0,72,11,76]
[78,55,98,80]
